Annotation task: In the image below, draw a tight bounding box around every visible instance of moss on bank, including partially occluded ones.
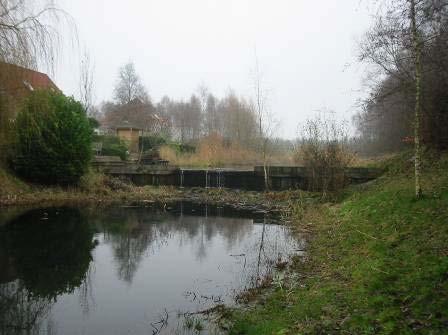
[228,152,448,334]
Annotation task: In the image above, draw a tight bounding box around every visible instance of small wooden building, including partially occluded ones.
[115,121,142,153]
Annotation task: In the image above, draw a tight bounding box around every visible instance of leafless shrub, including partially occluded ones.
[296,114,355,196]
[79,171,132,193]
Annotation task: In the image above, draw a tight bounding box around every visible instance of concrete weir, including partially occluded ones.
[92,157,382,191]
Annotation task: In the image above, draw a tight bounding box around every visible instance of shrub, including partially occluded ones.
[78,170,132,193]
[13,90,92,185]
[0,93,15,164]
[139,135,168,152]
[4,208,95,299]
[78,169,109,193]
[96,135,129,160]
[88,117,100,129]
[296,114,355,195]
[167,142,196,154]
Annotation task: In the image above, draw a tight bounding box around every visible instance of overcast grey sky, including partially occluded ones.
[55,0,373,138]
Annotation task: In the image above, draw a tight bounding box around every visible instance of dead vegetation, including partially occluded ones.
[295,114,355,196]
[0,166,179,207]
[160,134,294,168]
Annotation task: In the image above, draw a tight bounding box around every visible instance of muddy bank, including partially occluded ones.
[0,182,313,215]
[0,167,319,214]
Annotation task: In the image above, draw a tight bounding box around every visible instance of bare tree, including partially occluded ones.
[0,0,74,71]
[252,51,275,190]
[79,49,95,115]
[218,91,258,147]
[205,93,219,135]
[155,95,173,138]
[357,0,448,197]
[113,62,148,105]
[188,94,202,142]
[197,84,208,135]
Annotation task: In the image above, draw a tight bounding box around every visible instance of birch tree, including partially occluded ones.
[359,0,448,198]
[252,52,275,190]
[410,0,423,197]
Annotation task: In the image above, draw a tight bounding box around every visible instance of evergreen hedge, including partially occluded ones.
[13,90,92,184]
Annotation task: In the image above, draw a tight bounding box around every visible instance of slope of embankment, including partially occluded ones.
[229,152,448,334]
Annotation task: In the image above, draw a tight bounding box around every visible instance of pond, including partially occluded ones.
[0,203,302,335]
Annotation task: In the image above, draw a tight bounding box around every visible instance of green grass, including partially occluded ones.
[229,151,448,334]
[0,165,30,196]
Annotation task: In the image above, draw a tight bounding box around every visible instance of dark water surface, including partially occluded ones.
[0,203,301,335]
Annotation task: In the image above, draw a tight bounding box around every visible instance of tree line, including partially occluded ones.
[355,0,448,154]
[98,62,262,150]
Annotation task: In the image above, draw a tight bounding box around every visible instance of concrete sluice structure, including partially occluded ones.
[92,157,382,191]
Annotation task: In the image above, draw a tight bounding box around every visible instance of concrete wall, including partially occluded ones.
[95,161,382,191]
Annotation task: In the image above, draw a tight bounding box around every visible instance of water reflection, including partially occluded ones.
[0,208,96,334]
[0,204,300,335]
[89,205,257,285]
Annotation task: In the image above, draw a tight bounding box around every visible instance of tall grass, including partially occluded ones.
[160,134,293,168]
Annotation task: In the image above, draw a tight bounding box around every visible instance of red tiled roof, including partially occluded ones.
[0,62,60,97]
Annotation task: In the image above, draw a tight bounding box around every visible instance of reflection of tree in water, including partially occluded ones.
[247,221,299,288]
[195,217,208,262]
[111,227,165,283]
[0,208,96,298]
[177,216,254,262]
[0,204,297,334]
[78,265,95,317]
[97,209,171,283]
[0,281,53,335]
[0,208,96,334]
[93,206,254,283]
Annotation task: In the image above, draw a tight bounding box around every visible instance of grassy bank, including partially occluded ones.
[228,152,448,334]
[0,167,180,207]
[2,153,447,334]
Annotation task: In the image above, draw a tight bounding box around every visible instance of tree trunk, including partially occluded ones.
[410,0,423,198]
[263,143,269,191]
